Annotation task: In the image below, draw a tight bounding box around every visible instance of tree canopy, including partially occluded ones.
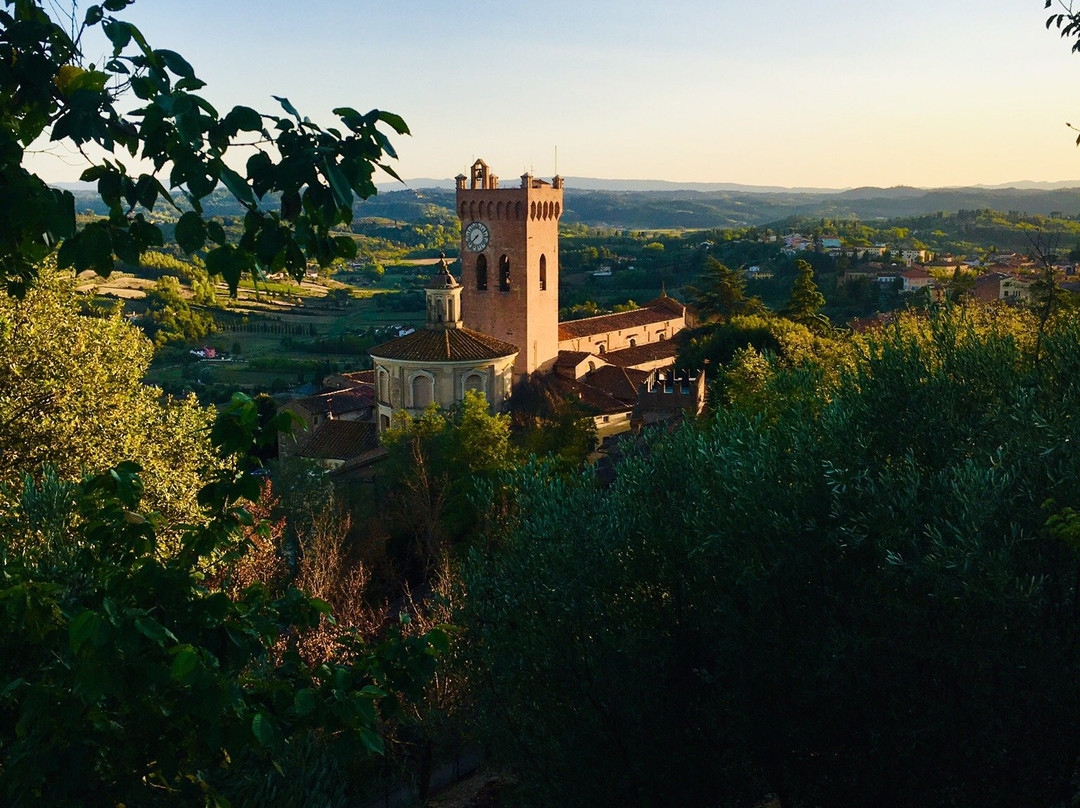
[0,262,215,525]
[463,306,1080,808]
[0,0,408,297]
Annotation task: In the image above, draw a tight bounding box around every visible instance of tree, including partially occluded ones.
[0,395,448,807]
[381,391,516,580]
[463,306,1080,808]
[688,256,765,321]
[0,262,216,526]
[781,259,829,332]
[138,274,214,345]
[0,0,408,297]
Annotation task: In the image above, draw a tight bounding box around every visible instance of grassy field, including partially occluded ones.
[81,267,426,401]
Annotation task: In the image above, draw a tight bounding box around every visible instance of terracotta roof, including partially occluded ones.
[293,388,373,416]
[585,365,649,403]
[642,294,686,317]
[554,350,599,369]
[370,326,518,363]
[340,370,375,385]
[602,339,680,368]
[558,298,686,340]
[547,375,632,415]
[298,420,379,461]
[901,267,932,279]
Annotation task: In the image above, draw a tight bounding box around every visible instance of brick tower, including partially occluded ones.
[456,159,563,384]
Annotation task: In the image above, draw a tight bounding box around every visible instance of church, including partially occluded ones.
[369,159,700,434]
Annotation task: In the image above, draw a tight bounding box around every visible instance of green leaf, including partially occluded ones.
[376,110,410,135]
[426,627,450,654]
[175,212,205,253]
[206,220,226,245]
[102,20,132,53]
[70,611,105,653]
[135,616,177,646]
[205,245,248,294]
[156,49,195,79]
[293,688,316,716]
[273,95,300,119]
[334,236,357,260]
[358,727,384,755]
[219,165,255,206]
[251,712,276,747]
[169,646,199,681]
[134,174,158,209]
[225,105,263,133]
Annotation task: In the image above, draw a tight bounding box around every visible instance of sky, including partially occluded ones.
[28,0,1080,189]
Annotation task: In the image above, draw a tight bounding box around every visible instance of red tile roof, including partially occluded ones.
[558,296,685,340]
[293,388,373,417]
[584,365,649,402]
[370,327,518,363]
[298,420,380,461]
[602,339,679,368]
[547,375,632,415]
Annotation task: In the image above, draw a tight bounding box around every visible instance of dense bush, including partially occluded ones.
[463,306,1080,808]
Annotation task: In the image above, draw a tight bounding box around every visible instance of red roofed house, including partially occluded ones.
[973,272,1031,304]
[900,266,934,293]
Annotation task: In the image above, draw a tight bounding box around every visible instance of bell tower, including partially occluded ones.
[457,158,563,384]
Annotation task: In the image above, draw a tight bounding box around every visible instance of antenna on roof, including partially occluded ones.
[554,145,558,176]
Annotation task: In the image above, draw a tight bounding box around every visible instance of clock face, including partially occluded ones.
[464,221,490,252]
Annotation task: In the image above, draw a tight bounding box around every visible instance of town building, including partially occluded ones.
[973,272,1032,303]
[369,258,519,432]
[367,159,694,435]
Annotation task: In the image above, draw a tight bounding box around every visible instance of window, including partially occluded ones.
[464,373,485,397]
[629,338,637,348]
[597,343,606,355]
[539,254,547,291]
[499,255,511,292]
[411,374,433,408]
[377,369,389,403]
[476,255,488,291]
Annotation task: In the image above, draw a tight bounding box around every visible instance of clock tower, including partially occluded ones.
[456,159,563,384]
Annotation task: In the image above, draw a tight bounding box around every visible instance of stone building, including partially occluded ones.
[367,159,695,436]
[456,159,563,383]
[369,257,518,432]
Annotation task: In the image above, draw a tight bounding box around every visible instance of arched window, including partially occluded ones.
[463,372,486,398]
[629,337,637,348]
[597,343,606,355]
[476,254,488,291]
[411,374,433,408]
[499,255,511,292]
[539,254,547,291]
[378,369,389,404]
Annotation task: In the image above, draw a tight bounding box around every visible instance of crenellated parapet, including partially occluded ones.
[456,160,563,224]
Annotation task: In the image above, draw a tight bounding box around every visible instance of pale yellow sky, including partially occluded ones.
[27,0,1080,189]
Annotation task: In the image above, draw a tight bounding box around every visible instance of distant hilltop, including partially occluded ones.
[376,177,1080,194]
[54,177,1080,195]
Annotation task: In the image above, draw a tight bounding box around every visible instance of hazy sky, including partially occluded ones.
[30,0,1080,188]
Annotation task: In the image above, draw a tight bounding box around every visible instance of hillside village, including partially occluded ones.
[7,1,1080,801]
